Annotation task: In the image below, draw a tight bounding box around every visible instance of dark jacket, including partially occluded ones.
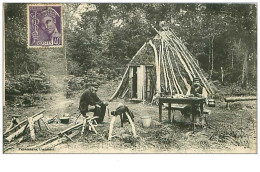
[79,89,102,116]
[190,84,203,97]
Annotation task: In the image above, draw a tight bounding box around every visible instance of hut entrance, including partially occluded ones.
[132,66,138,98]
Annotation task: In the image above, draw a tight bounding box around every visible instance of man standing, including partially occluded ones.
[79,85,107,123]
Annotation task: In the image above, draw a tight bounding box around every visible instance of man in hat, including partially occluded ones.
[79,85,107,123]
[183,77,207,123]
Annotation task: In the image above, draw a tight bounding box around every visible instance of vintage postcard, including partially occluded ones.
[27,4,63,48]
[3,3,257,154]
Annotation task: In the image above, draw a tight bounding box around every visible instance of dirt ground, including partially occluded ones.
[3,51,257,153]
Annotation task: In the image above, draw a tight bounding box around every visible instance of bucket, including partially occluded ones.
[141,116,152,128]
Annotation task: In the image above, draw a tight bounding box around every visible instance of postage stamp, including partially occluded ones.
[27,4,63,48]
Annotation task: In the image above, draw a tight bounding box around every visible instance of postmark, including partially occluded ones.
[27,4,63,48]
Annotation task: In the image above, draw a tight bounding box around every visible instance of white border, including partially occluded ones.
[1,1,259,172]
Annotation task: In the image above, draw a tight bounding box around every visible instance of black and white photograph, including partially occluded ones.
[2,2,257,154]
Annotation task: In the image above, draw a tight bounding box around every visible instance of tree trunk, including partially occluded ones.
[231,48,234,69]
[210,36,214,79]
[242,52,249,88]
[208,38,211,72]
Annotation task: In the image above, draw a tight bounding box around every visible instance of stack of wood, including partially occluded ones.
[153,27,215,95]
[4,110,48,143]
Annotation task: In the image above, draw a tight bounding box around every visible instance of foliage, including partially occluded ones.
[4,4,39,75]
[5,71,51,96]
[64,3,256,87]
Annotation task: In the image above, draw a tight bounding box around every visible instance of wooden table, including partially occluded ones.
[159,97,206,123]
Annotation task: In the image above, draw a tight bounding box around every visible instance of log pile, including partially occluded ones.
[4,110,48,142]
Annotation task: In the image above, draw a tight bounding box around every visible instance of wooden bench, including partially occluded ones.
[165,104,188,114]
[224,96,257,109]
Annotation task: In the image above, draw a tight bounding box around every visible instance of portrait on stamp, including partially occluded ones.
[28,5,63,48]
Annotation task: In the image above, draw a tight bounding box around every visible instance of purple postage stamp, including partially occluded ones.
[27,4,63,48]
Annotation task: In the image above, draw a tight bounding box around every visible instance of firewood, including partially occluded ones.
[5,124,28,142]
[4,109,46,136]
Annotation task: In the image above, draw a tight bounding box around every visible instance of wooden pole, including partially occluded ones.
[163,45,173,95]
[149,40,161,94]
[166,45,179,94]
[167,28,214,94]
[108,116,116,141]
[161,40,168,91]
[41,131,80,149]
[125,113,137,138]
[28,123,83,149]
[167,46,183,94]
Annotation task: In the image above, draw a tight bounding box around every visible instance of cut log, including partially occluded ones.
[28,117,36,141]
[4,109,46,136]
[5,124,28,142]
[224,96,257,102]
[224,96,257,109]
